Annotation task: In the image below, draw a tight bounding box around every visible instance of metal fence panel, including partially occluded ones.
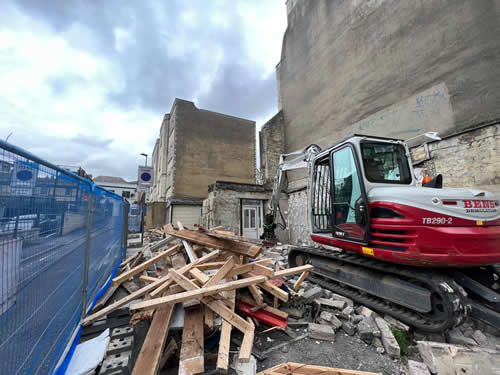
[0,141,125,374]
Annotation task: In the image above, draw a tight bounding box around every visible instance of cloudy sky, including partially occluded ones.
[0,0,286,180]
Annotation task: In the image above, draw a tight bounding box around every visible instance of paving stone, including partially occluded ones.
[110,326,134,339]
[375,317,401,358]
[383,315,410,333]
[446,328,477,346]
[99,351,131,375]
[342,321,356,336]
[472,330,488,346]
[107,336,134,355]
[308,323,336,341]
[408,360,431,375]
[302,286,323,303]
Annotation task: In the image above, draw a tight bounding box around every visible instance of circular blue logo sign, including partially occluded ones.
[17,170,33,181]
[141,172,151,182]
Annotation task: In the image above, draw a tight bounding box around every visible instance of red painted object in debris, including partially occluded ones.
[237,302,287,327]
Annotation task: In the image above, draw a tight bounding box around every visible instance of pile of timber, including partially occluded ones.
[258,363,382,375]
[84,223,313,374]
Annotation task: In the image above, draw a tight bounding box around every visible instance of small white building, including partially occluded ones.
[93,176,137,204]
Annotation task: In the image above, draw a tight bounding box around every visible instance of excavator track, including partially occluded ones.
[289,247,471,333]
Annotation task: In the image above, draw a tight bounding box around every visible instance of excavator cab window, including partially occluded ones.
[360,142,412,184]
[311,158,332,233]
[331,146,368,242]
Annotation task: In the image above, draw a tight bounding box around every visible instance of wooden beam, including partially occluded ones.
[225,259,273,278]
[273,265,313,279]
[139,275,160,283]
[158,338,177,371]
[247,284,264,305]
[293,271,310,290]
[257,362,383,375]
[178,221,199,262]
[216,284,235,373]
[130,275,267,310]
[239,317,255,362]
[131,291,177,375]
[167,270,254,334]
[252,264,275,278]
[203,257,236,287]
[150,250,221,298]
[164,227,262,258]
[194,262,227,270]
[206,230,263,245]
[112,244,182,286]
[259,281,289,303]
[239,295,288,320]
[178,306,204,375]
[91,283,119,312]
[189,268,210,284]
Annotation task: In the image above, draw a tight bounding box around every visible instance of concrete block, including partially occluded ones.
[301,286,323,303]
[352,314,364,324]
[446,328,477,346]
[358,317,376,344]
[99,351,131,375]
[356,306,375,318]
[375,317,401,358]
[373,337,385,354]
[308,323,336,341]
[330,293,354,307]
[281,306,303,319]
[318,311,342,330]
[315,298,344,310]
[107,336,134,355]
[342,321,356,336]
[407,360,431,375]
[232,354,257,375]
[472,330,488,346]
[110,326,134,339]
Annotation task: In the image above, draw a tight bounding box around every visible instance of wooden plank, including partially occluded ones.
[247,284,264,305]
[131,255,188,375]
[206,230,263,245]
[120,250,143,269]
[239,295,288,319]
[122,280,140,294]
[225,259,273,278]
[131,292,176,375]
[178,305,204,375]
[260,281,289,303]
[158,338,177,371]
[190,268,210,284]
[164,227,262,258]
[130,275,267,310]
[257,362,383,375]
[252,264,275,278]
[205,307,215,328]
[112,244,182,286]
[273,265,314,279]
[239,317,255,362]
[139,275,160,283]
[194,262,227,270]
[204,256,236,287]
[150,250,221,298]
[168,269,253,334]
[293,271,310,290]
[216,285,235,372]
[178,221,199,262]
[91,283,119,312]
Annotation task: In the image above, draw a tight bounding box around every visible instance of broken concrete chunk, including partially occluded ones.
[308,323,336,341]
[407,360,431,375]
[358,317,377,344]
[352,314,364,324]
[232,354,257,375]
[356,306,375,318]
[446,328,477,346]
[342,321,356,336]
[319,311,334,323]
[330,293,354,307]
[383,314,410,333]
[319,311,342,330]
[375,317,401,358]
[281,306,303,319]
[301,286,323,303]
[373,337,385,354]
[472,329,488,346]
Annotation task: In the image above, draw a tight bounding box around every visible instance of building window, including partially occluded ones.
[122,191,131,198]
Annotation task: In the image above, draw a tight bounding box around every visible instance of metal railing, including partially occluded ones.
[0,140,128,375]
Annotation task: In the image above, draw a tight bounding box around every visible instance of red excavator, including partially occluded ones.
[263,134,500,332]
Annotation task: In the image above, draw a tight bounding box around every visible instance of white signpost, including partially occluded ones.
[137,166,154,193]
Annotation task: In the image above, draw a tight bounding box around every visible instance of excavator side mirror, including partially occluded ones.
[355,198,368,226]
[423,174,443,189]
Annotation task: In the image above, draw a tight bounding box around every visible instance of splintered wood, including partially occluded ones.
[89,223,314,374]
[258,363,383,375]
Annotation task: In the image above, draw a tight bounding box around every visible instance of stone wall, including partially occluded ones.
[202,181,271,236]
[287,190,312,246]
[259,111,285,188]
[144,201,167,230]
[278,0,500,168]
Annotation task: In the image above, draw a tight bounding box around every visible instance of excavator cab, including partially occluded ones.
[309,135,414,245]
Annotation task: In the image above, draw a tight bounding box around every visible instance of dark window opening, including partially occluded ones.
[361,142,412,184]
[311,158,332,233]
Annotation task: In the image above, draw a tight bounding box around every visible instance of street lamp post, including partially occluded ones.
[140,153,148,167]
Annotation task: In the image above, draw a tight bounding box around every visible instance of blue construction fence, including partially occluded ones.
[0,140,129,375]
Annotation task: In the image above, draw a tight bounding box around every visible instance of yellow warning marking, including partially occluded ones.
[362,247,374,256]
[476,221,484,226]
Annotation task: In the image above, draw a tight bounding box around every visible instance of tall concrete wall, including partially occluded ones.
[259,111,285,189]
[279,0,500,156]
